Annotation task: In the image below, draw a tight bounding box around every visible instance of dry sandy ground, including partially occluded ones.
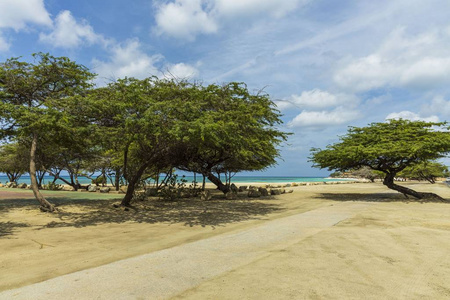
[1,182,449,299]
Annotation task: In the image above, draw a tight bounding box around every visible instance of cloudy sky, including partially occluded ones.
[1,0,450,176]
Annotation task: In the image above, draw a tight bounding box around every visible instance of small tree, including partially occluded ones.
[0,142,29,183]
[173,82,289,193]
[351,166,383,182]
[0,53,95,211]
[399,160,449,183]
[310,119,450,200]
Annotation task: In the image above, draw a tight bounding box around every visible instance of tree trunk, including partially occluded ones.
[30,133,56,212]
[120,162,150,207]
[114,168,121,191]
[383,173,445,201]
[37,170,46,188]
[206,172,230,194]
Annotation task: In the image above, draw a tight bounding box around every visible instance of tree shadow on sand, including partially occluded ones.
[0,221,29,237]
[0,195,283,229]
[315,192,449,203]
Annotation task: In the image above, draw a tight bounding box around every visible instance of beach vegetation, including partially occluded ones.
[0,142,29,183]
[398,160,449,184]
[310,119,450,200]
[0,53,95,211]
[1,54,288,209]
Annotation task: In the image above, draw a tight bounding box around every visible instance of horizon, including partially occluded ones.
[1,1,450,176]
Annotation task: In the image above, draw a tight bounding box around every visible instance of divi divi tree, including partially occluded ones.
[310,119,450,201]
[0,53,95,211]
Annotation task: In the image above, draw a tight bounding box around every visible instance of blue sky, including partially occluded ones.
[1,0,450,176]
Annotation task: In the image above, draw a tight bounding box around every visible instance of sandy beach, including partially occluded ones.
[1,181,449,299]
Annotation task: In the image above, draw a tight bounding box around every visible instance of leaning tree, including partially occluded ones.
[173,82,289,194]
[310,119,450,200]
[0,53,95,211]
[399,160,449,184]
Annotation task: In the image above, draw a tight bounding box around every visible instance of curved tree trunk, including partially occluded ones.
[120,162,150,207]
[114,167,121,191]
[206,172,230,194]
[383,173,445,201]
[30,133,56,212]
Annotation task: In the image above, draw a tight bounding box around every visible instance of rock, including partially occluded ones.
[6,182,17,188]
[270,189,282,195]
[0,183,3,187]
[285,183,291,187]
[292,183,298,187]
[145,188,158,197]
[180,190,191,198]
[230,183,239,193]
[286,189,294,193]
[62,185,75,191]
[200,190,212,201]
[258,187,269,196]
[119,185,128,194]
[280,188,286,194]
[248,190,261,198]
[88,185,97,192]
[225,191,237,200]
[18,183,27,189]
[238,186,248,192]
[100,187,110,193]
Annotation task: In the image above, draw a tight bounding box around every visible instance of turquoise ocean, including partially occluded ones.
[0,175,348,185]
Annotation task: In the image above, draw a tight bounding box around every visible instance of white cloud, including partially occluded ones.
[385,111,439,122]
[92,39,199,84]
[0,0,51,30]
[92,39,163,83]
[154,0,308,40]
[288,107,360,128]
[421,95,450,118]
[154,0,218,40]
[275,89,359,112]
[165,62,199,79]
[39,10,107,48]
[0,0,51,51]
[215,0,305,19]
[274,100,295,111]
[334,27,450,92]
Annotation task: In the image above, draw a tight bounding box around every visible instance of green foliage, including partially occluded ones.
[92,175,106,186]
[170,82,289,191]
[329,171,342,178]
[399,160,449,183]
[159,174,188,201]
[310,119,450,175]
[0,53,95,139]
[0,142,29,182]
[43,182,62,191]
[1,54,288,205]
[310,119,450,199]
[350,166,383,182]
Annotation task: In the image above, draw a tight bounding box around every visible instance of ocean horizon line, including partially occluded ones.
[0,175,347,185]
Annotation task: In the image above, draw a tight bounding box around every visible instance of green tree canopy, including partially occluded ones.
[0,142,29,183]
[310,119,450,200]
[0,53,95,211]
[399,160,449,183]
[172,82,289,193]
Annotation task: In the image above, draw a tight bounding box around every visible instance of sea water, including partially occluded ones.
[0,175,349,185]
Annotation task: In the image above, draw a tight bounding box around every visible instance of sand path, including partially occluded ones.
[0,201,372,299]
